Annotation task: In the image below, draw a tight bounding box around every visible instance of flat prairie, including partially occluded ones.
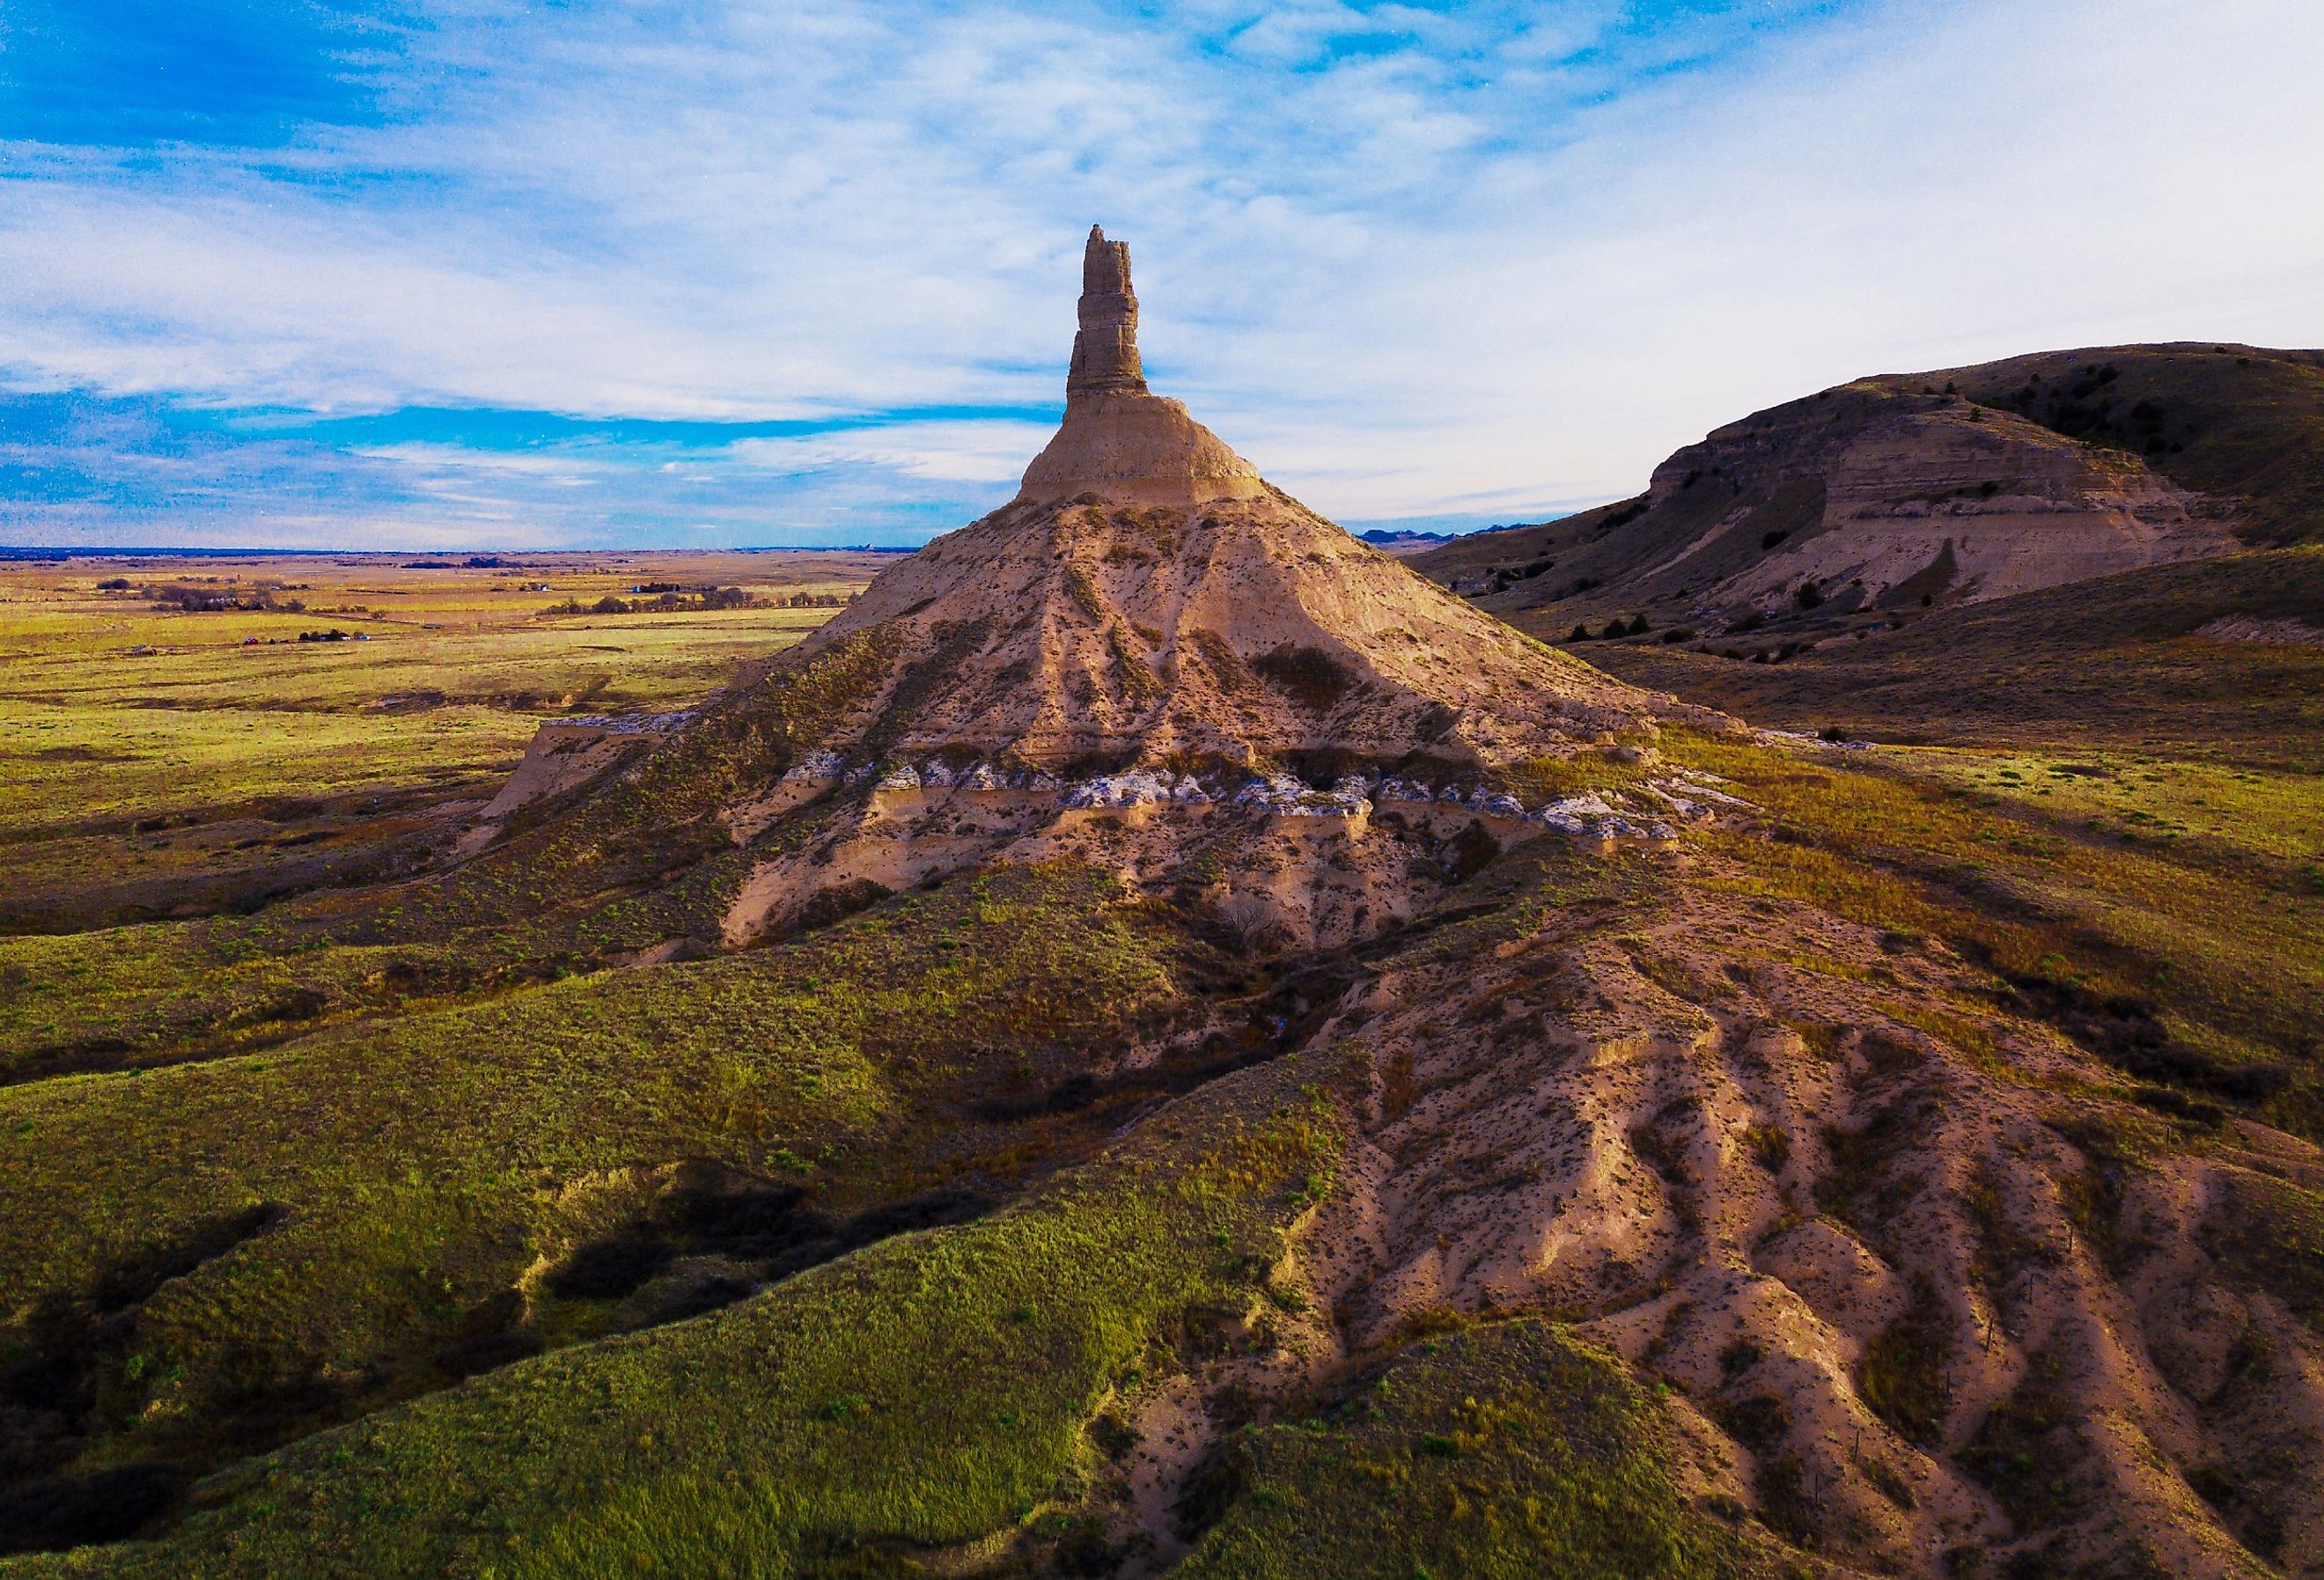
[0,550,881,934]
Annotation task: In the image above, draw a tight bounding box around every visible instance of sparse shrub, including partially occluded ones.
[1960,1359,2077,1531]
[1858,1278,1952,1447]
[1761,530,1791,550]
[1715,1392,1790,1452]
[1062,563,1108,621]
[1415,701,1459,741]
[1250,643,1356,712]
[1795,582,1823,609]
[1742,1124,1791,1173]
[1864,1457,1916,1510]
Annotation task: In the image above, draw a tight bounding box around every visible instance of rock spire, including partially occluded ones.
[1015,226,1267,510]
[1067,226,1147,398]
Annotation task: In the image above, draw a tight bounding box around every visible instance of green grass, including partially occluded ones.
[1661,729,2324,1136]
[2,1040,1343,1579]
[1174,1319,1783,1580]
[0,554,872,934]
[2203,1169,2324,1330]
[0,920,505,1082]
[0,864,1188,1488]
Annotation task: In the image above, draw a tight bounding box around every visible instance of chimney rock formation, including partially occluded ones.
[1066,226,1146,396]
[1017,226,1267,509]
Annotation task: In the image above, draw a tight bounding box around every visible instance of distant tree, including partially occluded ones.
[1568,623,1592,642]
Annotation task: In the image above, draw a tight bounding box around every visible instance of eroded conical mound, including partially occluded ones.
[769,225,1707,771]
[785,489,1675,769]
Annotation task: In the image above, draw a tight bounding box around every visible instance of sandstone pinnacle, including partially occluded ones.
[1016,226,1267,509]
[1066,226,1146,397]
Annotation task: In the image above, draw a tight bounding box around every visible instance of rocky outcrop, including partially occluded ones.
[1066,225,1145,397]
[1016,226,1267,510]
[1415,367,2240,628]
[764,226,1722,773]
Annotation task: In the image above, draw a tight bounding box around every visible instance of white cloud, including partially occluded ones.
[2,0,2319,541]
[732,419,1056,485]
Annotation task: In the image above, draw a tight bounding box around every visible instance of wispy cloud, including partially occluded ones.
[3,0,2319,547]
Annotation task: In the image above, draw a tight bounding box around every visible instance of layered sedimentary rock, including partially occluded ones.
[1017,226,1268,510]
[1067,226,1146,396]
[1415,374,2236,621]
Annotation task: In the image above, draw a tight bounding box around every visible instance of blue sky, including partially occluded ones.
[4,0,2320,549]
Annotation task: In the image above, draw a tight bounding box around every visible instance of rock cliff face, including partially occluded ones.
[1415,364,2246,628]
[638,227,1725,946]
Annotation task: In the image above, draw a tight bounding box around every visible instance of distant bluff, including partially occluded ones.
[1415,343,2324,633]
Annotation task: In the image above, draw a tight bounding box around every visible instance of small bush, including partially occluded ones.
[1250,644,1357,712]
[1742,1124,1791,1172]
[1859,1278,1951,1447]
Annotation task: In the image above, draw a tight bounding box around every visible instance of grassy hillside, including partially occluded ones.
[1937,343,2324,546]
[1176,1319,1778,1580]
[0,863,1214,1547]
[1577,547,2324,763]
[3,1045,1344,1579]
